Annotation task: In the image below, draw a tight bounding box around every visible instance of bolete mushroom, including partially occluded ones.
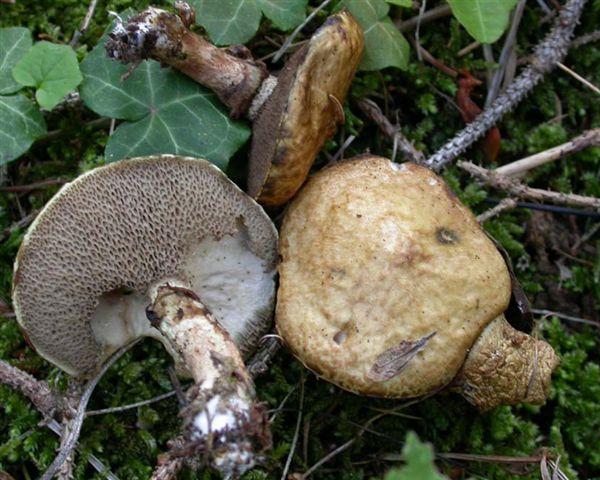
[12,155,278,476]
[105,3,364,207]
[276,155,559,410]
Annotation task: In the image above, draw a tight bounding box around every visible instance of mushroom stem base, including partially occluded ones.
[149,283,271,478]
[453,315,559,410]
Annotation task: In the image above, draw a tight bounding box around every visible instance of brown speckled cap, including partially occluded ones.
[247,10,364,208]
[276,155,513,398]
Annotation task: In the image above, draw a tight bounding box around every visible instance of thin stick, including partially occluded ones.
[556,62,600,95]
[0,178,68,193]
[269,383,299,423]
[0,209,39,243]
[532,308,600,328]
[571,29,600,48]
[0,359,58,417]
[396,4,452,32]
[457,41,481,57]
[70,0,99,47]
[414,0,427,62]
[495,129,600,177]
[424,0,588,171]
[485,0,527,107]
[86,390,177,417]
[477,198,518,223]
[356,98,425,163]
[280,376,305,480]
[40,340,141,480]
[271,0,332,63]
[482,44,496,90]
[459,161,600,210]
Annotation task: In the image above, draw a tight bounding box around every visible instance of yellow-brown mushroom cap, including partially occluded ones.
[247,10,364,208]
[276,156,512,398]
[13,155,278,377]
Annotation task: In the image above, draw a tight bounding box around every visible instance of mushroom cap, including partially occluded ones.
[276,156,511,398]
[13,155,278,377]
[247,10,364,208]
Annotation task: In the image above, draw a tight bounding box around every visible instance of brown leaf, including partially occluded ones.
[368,331,436,382]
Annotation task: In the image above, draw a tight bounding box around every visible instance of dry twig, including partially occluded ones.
[477,198,518,223]
[459,161,600,211]
[70,0,99,46]
[395,4,452,32]
[280,376,305,480]
[556,61,600,95]
[425,0,588,171]
[495,128,600,176]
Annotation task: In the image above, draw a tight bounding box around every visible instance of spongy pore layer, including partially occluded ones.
[276,156,512,398]
[13,155,278,377]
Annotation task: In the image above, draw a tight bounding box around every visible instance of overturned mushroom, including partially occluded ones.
[12,155,278,476]
[105,4,364,207]
[276,155,558,410]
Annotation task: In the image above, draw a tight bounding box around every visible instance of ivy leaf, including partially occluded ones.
[193,0,307,45]
[447,0,518,44]
[384,432,447,480]
[386,0,412,6]
[0,27,32,95]
[12,41,82,110]
[79,40,250,168]
[340,0,409,71]
[0,94,47,165]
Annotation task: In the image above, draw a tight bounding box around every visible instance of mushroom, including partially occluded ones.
[12,155,278,476]
[105,3,364,207]
[276,155,559,410]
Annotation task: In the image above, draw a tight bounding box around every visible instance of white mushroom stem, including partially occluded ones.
[149,283,270,478]
[454,315,559,411]
[105,6,267,118]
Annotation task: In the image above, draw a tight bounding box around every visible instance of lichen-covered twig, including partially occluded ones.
[495,128,600,177]
[477,198,518,223]
[356,98,425,163]
[459,160,600,210]
[425,0,588,172]
[571,29,600,48]
[0,359,59,417]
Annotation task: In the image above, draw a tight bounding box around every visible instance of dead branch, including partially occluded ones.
[0,178,68,194]
[395,5,452,32]
[459,161,600,211]
[0,359,59,417]
[571,29,600,47]
[495,128,600,176]
[70,0,98,47]
[477,198,518,223]
[556,61,600,95]
[356,99,425,163]
[425,0,588,172]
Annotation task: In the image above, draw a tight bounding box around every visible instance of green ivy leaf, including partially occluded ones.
[79,40,250,168]
[386,0,412,6]
[340,0,409,71]
[447,0,518,44]
[12,41,82,110]
[384,432,447,480]
[0,27,32,95]
[193,0,307,45]
[0,94,47,165]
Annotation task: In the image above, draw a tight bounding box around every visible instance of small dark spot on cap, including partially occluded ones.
[145,306,162,327]
[436,227,459,245]
[176,308,184,320]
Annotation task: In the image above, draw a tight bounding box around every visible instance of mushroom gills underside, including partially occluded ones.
[90,231,276,362]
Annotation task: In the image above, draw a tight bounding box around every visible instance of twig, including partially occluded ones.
[271,0,332,63]
[280,376,305,480]
[0,178,68,193]
[409,40,457,77]
[0,209,39,242]
[330,135,356,163]
[495,129,600,177]
[424,0,588,171]
[70,0,99,46]
[572,221,600,250]
[571,29,600,48]
[457,41,481,57]
[0,360,58,417]
[485,0,527,107]
[40,340,141,480]
[396,4,452,32]
[414,0,427,62]
[269,383,299,423]
[258,39,307,62]
[459,161,600,210]
[477,198,518,223]
[532,308,600,328]
[556,62,600,95]
[482,198,600,218]
[86,390,177,417]
[437,452,545,464]
[482,44,496,90]
[356,98,425,163]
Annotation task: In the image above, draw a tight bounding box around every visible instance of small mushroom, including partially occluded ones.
[276,155,559,410]
[12,155,278,476]
[105,3,364,207]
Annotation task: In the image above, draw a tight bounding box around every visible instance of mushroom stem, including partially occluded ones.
[454,315,559,411]
[105,6,267,118]
[148,283,270,478]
